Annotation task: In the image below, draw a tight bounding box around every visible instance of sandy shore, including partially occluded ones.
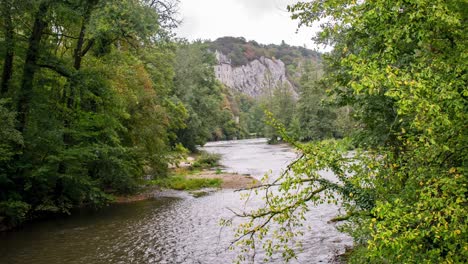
[114,187,160,203]
[187,170,259,189]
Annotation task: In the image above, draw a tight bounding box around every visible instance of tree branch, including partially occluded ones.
[37,63,73,78]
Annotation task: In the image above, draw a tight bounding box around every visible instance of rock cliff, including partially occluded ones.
[214,51,295,98]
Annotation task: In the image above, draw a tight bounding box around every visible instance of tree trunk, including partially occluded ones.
[67,0,97,112]
[59,0,98,177]
[1,1,15,95]
[73,19,88,70]
[73,0,97,71]
[17,1,49,132]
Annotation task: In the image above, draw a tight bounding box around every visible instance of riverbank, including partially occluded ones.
[0,139,352,263]
[165,150,259,189]
[114,151,259,203]
[113,169,259,203]
[187,170,258,189]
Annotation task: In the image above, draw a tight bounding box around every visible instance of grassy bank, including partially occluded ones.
[151,151,223,191]
[150,169,222,190]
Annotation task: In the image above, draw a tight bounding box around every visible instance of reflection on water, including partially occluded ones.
[0,139,352,264]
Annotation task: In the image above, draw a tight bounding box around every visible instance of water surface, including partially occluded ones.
[0,138,352,263]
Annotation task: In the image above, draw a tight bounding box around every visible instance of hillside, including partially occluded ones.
[207,37,321,97]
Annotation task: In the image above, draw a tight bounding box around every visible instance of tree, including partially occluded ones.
[266,84,296,142]
[227,1,467,263]
[296,61,336,141]
[0,0,15,95]
[172,41,225,151]
[233,93,268,137]
[0,0,184,228]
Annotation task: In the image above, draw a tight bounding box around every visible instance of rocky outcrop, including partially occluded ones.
[214,51,295,98]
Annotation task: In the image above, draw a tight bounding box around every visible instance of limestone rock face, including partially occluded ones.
[214,51,295,97]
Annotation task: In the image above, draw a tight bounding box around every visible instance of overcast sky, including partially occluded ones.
[175,0,326,51]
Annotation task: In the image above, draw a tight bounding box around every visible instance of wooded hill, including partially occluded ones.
[208,36,321,86]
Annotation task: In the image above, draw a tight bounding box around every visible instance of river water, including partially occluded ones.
[0,139,352,264]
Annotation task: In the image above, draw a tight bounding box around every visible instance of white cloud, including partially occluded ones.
[175,0,329,51]
[237,0,285,17]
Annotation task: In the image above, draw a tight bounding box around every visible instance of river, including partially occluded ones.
[0,139,352,263]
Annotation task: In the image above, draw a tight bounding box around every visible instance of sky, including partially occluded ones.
[175,0,327,51]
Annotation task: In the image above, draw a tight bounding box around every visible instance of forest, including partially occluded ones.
[0,0,237,228]
[0,0,332,229]
[0,0,466,263]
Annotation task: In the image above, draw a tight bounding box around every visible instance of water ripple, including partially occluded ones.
[0,139,352,264]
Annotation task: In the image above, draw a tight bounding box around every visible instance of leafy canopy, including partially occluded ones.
[226,1,467,263]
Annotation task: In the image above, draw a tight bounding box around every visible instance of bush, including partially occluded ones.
[150,175,221,190]
[192,151,221,168]
[0,200,31,227]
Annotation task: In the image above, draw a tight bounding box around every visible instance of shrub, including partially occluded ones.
[151,175,221,190]
[0,200,31,227]
[192,151,221,168]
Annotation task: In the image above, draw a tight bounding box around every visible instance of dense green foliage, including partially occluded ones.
[144,36,333,144]
[0,0,189,227]
[192,151,222,169]
[3,4,461,264]
[231,93,265,137]
[228,1,467,263]
[237,64,346,143]
[205,37,346,143]
[0,0,245,229]
[150,173,222,191]
[173,42,226,151]
[295,61,337,141]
